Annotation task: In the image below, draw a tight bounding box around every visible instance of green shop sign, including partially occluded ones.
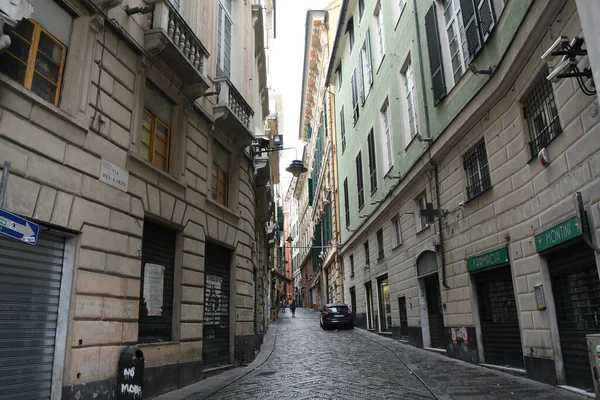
[467,247,509,272]
[535,216,582,253]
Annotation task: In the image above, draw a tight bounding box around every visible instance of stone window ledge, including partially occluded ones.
[127,150,186,191]
[207,197,240,219]
[0,73,89,133]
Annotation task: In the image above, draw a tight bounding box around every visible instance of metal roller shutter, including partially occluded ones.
[0,233,65,400]
[549,241,600,392]
[138,221,176,343]
[425,274,446,349]
[475,266,523,368]
[203,244,231,368]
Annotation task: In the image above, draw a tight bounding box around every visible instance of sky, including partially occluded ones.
[268,0,332,202]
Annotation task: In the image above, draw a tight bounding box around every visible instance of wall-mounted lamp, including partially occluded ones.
[251,145,307,178]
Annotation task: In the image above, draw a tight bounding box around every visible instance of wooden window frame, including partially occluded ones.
[2,19,67,106]
[213,163,229,206]
[142,109,171,172]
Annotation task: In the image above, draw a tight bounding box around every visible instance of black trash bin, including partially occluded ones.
[116,346,144,400]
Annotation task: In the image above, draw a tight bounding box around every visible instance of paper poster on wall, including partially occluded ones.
[143,263,165,316]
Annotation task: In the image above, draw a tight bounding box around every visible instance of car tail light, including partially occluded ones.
[347,311,352,316]
[323,311,329,317]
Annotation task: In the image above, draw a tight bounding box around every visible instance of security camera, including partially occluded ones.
[546,57,575,82]
[541,36,570,60]
[458,201,465,208]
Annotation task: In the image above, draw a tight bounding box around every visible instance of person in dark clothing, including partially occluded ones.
[290,299,297,317]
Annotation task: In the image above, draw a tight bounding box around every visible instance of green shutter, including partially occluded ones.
[307,124,312,139]
[425,3,446,106]
[460,0,482,59]
[277,206,284,231]
[308,178,314,206]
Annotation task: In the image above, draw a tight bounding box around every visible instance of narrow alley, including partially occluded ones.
[159,308,591,400]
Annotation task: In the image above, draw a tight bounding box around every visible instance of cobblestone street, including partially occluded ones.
[160,308,592,400]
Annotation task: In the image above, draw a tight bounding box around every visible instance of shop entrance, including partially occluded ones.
[548,241,600,391]
[475,266,523,368]
[365,282,374,330]
[350,287,357,326]
[203,244,232,368]
[424,274,445,349]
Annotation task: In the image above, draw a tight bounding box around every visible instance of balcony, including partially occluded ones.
[213,76,255,148]
[145,0,210,98]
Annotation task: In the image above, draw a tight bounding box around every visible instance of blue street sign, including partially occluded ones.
[0,209,39,245]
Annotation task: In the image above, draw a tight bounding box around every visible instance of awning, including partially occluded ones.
[271,269,291,284]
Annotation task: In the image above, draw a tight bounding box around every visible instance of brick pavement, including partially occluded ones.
[155,308,592,400]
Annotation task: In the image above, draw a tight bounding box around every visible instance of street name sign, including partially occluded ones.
[0,208,39,245]
[535,216,582,252]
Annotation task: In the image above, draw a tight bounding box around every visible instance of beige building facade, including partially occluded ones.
[0,0,272,398]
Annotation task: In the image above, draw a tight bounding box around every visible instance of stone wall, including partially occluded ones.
[0,3,261,398]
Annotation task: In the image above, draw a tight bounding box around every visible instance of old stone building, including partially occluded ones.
[328,0,600,393]
[0,0,273,398]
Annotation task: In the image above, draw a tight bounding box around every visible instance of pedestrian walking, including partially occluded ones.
[290,299,296,318]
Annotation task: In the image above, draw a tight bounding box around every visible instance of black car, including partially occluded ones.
[320,303,353,329]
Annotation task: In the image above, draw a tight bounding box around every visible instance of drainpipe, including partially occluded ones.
[413,0,449,289]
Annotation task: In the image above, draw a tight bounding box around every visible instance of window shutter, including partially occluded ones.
[307,124,312,139]
[477,0,496,41]
[351,70,359,122]
[460,0,482,59]
[358,52,365,104]
[365,29,373,88]
[424,3,446,106]
[277,206,284,231]
[308,178,314,206]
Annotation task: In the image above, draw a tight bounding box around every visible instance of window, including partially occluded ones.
[522,70,562,157]
[463,139,491,199]
[376,229,384,259]
[380,99,394,172]
[0,4,72,106]
[392,215,402,247]
[367,130,377,193]
[442,0,469,84]
[343,178,350,228]
[217,0,233,77]
[424,0,496,103]
[401,60,418,143]
[364,241,370,266]
[212,141,230,206]
[337,63,343,88]
[142,82,173,172]
[358,0,365,19]
[356,151,365,209]
[351,69,359,123]
[374,4,386,66]
[360,29,373,101]
[340,106,347,152]
[346,17,355,50]
[416,192,430,231]
[350,254,355,277]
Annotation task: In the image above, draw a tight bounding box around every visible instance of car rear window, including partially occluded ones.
[327,306,349,313]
